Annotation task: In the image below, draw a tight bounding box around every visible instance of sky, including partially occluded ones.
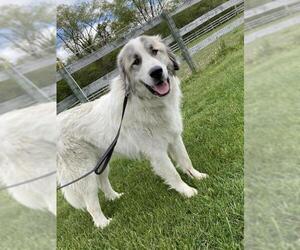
[0,0,80,6]
[0,1,56,63]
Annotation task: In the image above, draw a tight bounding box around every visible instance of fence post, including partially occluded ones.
[162,11,197,73]
[3,61,50,103]
[284,3,290,15]
[57,59,89,103]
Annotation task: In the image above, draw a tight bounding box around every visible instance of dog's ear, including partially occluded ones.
[117,53,130,92]
[167,48,180,71]
[117,54,125,81]
[155,34,163,42]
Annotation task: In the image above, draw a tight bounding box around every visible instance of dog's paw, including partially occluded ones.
[187,168,209,180]
[177,183,198,198]
[106,191,124,201]
[94,217,112,229]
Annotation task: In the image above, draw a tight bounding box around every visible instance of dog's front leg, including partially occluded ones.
[169,135,208,180]
[147,152,198,198]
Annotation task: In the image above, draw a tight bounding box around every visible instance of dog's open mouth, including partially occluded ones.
[144,78,170,97]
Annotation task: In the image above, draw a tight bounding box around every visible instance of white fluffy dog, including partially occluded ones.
[57,35,208,228]
[0,102,56,215]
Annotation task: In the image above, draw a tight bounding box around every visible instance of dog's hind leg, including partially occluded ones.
[147,152,198,198]
[84,189,112,228]
[62,176,111,228]
[58,141,112,228]
[97,165,123,201]
[169,135,208,180]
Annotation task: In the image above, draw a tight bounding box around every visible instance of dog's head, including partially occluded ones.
[117,35,180,98]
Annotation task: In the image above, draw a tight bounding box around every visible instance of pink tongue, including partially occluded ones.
[152,81,169,95]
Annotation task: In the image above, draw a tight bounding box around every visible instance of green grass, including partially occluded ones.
[244,22,300,249]
[57,39,244,249]
[0,191,56,250]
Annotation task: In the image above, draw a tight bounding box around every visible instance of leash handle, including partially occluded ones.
[57,94,128,190]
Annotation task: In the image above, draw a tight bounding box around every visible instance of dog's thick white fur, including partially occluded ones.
[57,35,207,228]
[0,102,56,215]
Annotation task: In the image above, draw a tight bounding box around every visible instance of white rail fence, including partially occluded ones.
[0,84,56,114]
[56,0,243,80]
[0,0,245,114]
[245,0,299,19]
[245,15,300,44]
[245,0,300,30]
[173,4,243,51]
[56,0,244,81]
[4,0,299,114]
[190,17,243,55]
[244,0,300,45]
[0,58,54,82]
[57,0,244,113]
[169,0,244,51]
[0,57,56,114]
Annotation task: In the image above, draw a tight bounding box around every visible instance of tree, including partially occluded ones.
[57,0,180,61]
[105,0,180,31]
[57,0,111,59]
[0,4,55,58]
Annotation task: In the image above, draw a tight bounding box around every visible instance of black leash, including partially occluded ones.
[0,171,56,191]
[57,92,129,190]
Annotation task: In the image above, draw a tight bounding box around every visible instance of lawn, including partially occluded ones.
[245,21,300,249]
[0,191,56,250]
[57,34,244,249]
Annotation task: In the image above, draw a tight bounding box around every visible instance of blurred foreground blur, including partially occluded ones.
[0,1,56,249]
[245,0,300,249]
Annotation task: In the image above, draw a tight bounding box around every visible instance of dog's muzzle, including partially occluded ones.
[144,78,170,97]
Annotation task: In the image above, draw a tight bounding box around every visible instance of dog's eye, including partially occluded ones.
[152,49,158,56]
[132,57,140,66]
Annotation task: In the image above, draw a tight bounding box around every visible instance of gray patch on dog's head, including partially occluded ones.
[140,35,158,49]
[140,35,180,74]
[139,35,162,54]
[117,44,136,93]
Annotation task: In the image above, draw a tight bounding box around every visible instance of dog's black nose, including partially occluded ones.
[149,66,163,80]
